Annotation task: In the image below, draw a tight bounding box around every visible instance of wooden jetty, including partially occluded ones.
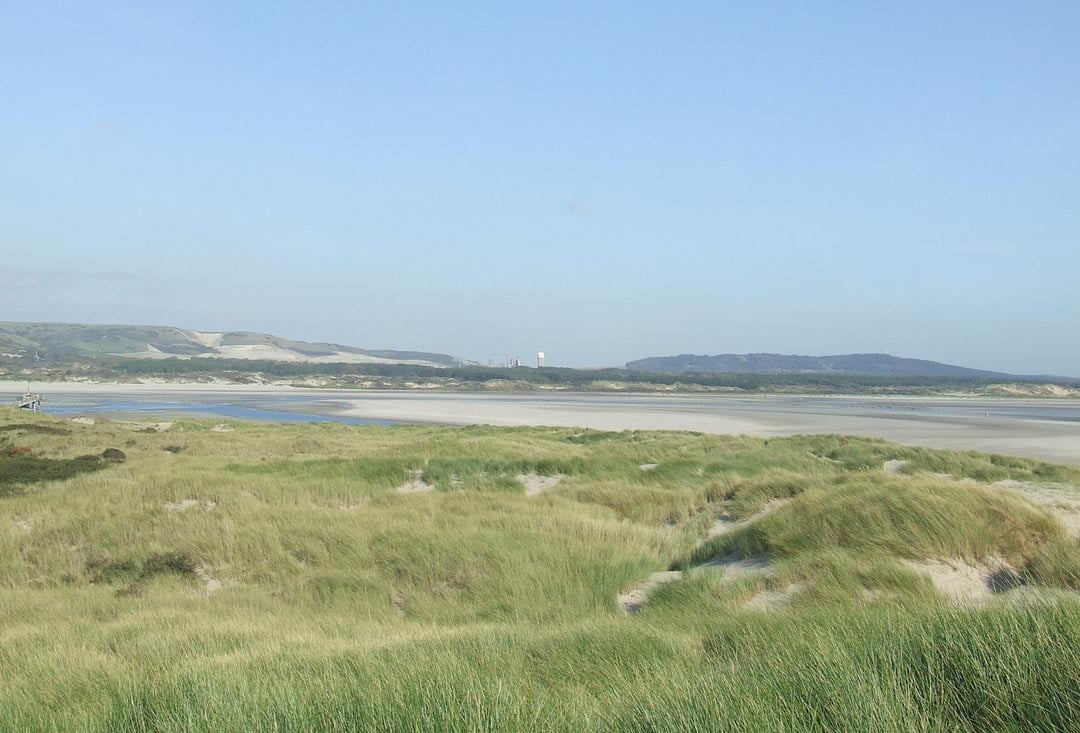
[16,392,42,412]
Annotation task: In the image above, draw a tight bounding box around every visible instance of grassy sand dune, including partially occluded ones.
[3,411,1080,730]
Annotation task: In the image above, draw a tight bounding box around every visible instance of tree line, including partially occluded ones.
[79,357,1079,391]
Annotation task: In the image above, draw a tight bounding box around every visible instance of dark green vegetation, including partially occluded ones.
[0,422,72,435]
[0,453,110,496]
[0,422,121,494]
[7,354,1080,396]
[626,351,1025,377]
[3,411,1080,730]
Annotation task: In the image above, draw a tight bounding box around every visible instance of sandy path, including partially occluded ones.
[706,499,791,539]
[618,501,784,614]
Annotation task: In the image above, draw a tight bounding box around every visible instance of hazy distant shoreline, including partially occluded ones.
[3,378,1078,400]
[0,380,305,394]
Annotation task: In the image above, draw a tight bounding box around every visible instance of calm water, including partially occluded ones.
[25,391,1080,424]
[41,400,399,425]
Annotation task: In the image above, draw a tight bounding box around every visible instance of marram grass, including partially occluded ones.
[2,411,1080,731]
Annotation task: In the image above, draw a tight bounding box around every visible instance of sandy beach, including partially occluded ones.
[329,392,1080,465]
[4,382,1080,465]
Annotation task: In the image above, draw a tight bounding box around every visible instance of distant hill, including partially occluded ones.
[625,353,1014,378]
[0,321,469,367]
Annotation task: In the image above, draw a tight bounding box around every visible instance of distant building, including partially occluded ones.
[537,352,545,368]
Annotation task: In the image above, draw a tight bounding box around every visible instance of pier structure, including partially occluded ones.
[16,391,42,412]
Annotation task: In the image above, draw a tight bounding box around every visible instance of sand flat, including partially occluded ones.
[5,382,1080,465]
[333,392,1080,465]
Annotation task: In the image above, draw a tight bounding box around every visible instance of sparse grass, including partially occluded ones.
[0,423,73,435]
[2,409,1080,730]
[1026,536,1080,590]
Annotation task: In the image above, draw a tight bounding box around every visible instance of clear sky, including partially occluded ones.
[2,2,1078,375]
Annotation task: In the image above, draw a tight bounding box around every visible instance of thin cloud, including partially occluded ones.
[565,200,591,216]
[93,119,129,140]
[0,267,144,291]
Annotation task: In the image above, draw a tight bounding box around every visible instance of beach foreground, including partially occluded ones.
[3,410,1080,730]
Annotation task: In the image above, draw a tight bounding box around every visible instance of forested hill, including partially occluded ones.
[625,353,1014,378]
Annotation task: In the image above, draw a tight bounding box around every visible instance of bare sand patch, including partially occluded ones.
[618,556,775,614]
[396,470,433,494]
[210,424,235,432]
[619,493,785,613]
[902,556,1020,605]
[125,421,174,432]
[883,459,910,474]
[744,581,808,611]
[639,463,658,472]
[396,481,432,494]
[14,518,31,531]
[994,479,1080,538]
[617,571,683,613]
[700,555,773,581]
[200,343,445,366]
[164,499,217,512]
[516,473,565,497]
[190,331,224,348]
[195,566,223,593]
[707,499,791,540]
[70,417,96,425]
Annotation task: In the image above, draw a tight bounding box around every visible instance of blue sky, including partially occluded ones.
[2,2,1077,374]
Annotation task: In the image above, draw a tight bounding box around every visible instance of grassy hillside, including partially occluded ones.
[3,411,1080,730]
[5,322,1079,397]
[0,321,465,367]
[626,352,1014,378]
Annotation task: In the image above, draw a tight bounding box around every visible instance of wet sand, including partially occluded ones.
[332,392,1080,465]
[4,382,1079,465]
